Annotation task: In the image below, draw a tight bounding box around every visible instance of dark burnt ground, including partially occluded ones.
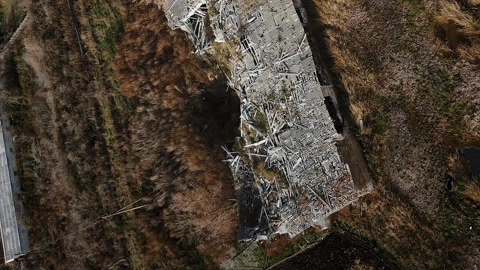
[270,232,401,270]
[237,168,268,240]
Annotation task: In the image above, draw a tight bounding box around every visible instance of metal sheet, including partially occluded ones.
[0,121,22,264]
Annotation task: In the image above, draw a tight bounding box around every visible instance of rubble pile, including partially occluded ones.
[164,0,369,240]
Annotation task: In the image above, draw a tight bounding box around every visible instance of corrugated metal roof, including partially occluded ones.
[0,121,22,264]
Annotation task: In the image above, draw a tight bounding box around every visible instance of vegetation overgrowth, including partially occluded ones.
[301,0,480,268]
[0,0,239,268]
[1,0,479,268]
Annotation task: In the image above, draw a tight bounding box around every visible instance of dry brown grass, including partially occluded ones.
[1,0,239,268]
[21,35,52,88]
[434,0,480,61]
[0,0,27,36]
[464,181,480,203]
[133,0,163,9]
[436,1,479,32]
[114,2,239,267]
[309,0,380,129]
[1,1,143,267]
[305,0,480,268]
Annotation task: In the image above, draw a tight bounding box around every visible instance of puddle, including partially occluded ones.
[458,147,480,178]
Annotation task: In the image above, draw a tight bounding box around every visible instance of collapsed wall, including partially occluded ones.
[164,0,371,240]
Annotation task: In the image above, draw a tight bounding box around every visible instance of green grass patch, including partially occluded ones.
[88,1,124,61]
[85,0,135,159]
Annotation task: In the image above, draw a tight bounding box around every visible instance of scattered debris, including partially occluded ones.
[164,0,210,53]
[164,0,372,240]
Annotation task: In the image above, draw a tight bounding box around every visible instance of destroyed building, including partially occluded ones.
[164,0,372,239]
[0,120,28,264]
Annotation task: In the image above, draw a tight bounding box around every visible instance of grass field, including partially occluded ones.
[1,0,479,268]
[301,0,480,268]
[0,0,239,269]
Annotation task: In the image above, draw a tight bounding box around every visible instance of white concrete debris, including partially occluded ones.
[164,0,210,53]
[165,0,369,239]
